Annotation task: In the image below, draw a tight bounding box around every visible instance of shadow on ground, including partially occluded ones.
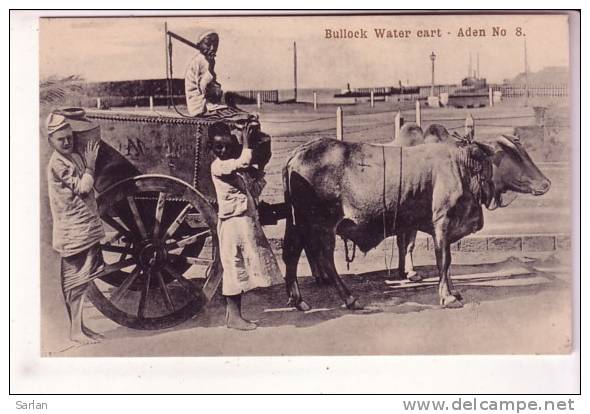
[90,256,569,339]
[94,254,568,341]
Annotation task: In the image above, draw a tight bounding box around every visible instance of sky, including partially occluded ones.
[39,13,571,90]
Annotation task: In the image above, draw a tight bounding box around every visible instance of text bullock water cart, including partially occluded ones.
[71,108,275,330]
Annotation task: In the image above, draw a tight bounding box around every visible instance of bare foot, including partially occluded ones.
[440,295,464,309]
[227,316,257,331]
[345,297,364,310]
[70,331,100,345]
[83,326,105,340]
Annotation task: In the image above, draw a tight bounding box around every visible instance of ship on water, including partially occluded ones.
[333,52,493,108]
[446,75,490,108]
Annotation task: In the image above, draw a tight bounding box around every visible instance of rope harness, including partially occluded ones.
[342,145,403,274]
[343,239,356,270]
[338,131,499,272]
[451,132,496,209]
[381,145,403,277]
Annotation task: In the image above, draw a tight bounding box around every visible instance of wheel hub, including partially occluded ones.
[138,243,167,269]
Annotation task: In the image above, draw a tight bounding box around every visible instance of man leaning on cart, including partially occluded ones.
[46,110,105,345]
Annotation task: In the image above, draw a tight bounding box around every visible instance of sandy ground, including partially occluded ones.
[42,248,572,357]
[38,101,574,357]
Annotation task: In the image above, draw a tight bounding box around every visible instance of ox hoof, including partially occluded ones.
[287,298,312,312]
[296,300,312,312]
[440,295,463,309]
[407,272,423,283]
[451,291,463,301]
[345,297,364,311]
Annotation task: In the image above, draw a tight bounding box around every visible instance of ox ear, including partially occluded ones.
[495,135,522,158]
[470,141,495,160]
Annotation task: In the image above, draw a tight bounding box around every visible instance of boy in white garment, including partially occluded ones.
[46,111,105,344]
[209,122,282,330]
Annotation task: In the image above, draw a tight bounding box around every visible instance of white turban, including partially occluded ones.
[196,30,218,45]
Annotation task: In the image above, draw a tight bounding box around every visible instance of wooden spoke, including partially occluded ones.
[152,192,167,240]
[165,229,211,251]
[101,244,132,255]
[170,254,213,267]
[93,258,137,280]
[89,175,216,330]
[161,204,192,242]
[202,259,223,302]
[119,242,131,261]
[103,231,123,245]
[110,267,141,304]
[101,214,135,241]
[163,265,199,300]
[138,270,152,320]
[126,195,148,239]
[155,269,175,313]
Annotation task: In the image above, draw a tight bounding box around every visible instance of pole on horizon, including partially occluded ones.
[489,86,494,107]
[370,90,375,108]
[524,38,529,107]
[293,41,298,103]
[257,92,262,109]
[313,91,317,111]
[149,96,154,111]
[415,100,421,127]
[336,107,343,141]
[430,51,436,97]
[164,22,171,109]
[394,110,403,141]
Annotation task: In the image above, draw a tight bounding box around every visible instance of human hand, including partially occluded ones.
[84,140,100,171]
[242,122,257,150]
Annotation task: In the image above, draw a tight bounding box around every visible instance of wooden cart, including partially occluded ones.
[73,108,273,330]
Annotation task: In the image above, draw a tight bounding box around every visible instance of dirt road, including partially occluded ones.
[44,249,572,357]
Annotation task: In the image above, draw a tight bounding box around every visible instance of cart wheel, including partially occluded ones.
[87,174,222,330]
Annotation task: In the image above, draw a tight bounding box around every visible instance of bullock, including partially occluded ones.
[282,129,550,311]
[397,124,551,282]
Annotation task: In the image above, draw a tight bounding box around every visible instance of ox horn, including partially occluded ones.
[496,135,520,151]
